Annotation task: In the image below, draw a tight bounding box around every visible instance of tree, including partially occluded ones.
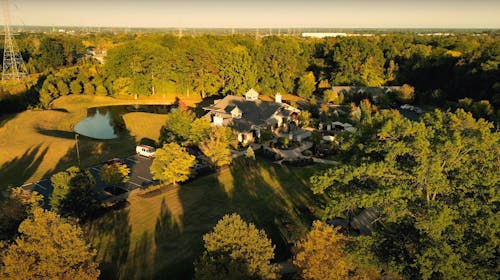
[293,221,352,280]
[1,208,100,280]
[100,163,130,192]
[188,117,212,146]
[396,84,415,103]
[199,126,233,168]
[194,213,278,280]
[219,45,257,96]
[245,146,255,160]
[298,110,312,127]
[70,80,83,94]
[83,82,95,95]
[56,79,70,96]
[310,109,500,279]
[49,167,98,219]
[150,143,196,185]
[297,72,316,99]
[38,37,65,69]
[323,88,339,103]
[164,109,196,142]
[95,84,108,96]
[0,187,42,240]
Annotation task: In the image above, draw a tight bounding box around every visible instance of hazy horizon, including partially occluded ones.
[4,0,500,29]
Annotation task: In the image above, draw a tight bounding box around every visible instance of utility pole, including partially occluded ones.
[2,0,27,81]
[75,133,81,167]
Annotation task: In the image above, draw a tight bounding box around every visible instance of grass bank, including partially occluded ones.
[0,94,202,190]
[86,158,326,279]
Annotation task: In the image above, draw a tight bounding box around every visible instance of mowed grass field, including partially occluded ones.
[86,158,326,280]
[0,94,201,191]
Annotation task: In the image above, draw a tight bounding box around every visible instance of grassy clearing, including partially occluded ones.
[0,94,201,190]
[86,158,326,279]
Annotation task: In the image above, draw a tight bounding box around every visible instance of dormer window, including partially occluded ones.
[245,88,259,101]
[231,106,242,119]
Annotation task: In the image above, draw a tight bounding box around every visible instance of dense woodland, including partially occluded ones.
[1,32,499,120]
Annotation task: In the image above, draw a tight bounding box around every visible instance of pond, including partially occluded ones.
[73,104,174,139]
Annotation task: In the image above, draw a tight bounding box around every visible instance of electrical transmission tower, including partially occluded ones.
[2,0,27,81]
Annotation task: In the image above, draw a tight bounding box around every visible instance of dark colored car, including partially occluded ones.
[106,158,126,166]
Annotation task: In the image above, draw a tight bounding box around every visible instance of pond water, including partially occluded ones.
[73,104,174,140]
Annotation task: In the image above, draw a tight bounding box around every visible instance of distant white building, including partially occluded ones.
[302,32,347,38]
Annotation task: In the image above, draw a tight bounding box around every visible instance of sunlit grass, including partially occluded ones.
[0,94,201,189]
[86,159,327,279]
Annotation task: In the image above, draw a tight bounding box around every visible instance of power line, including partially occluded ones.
[2,0,28,81]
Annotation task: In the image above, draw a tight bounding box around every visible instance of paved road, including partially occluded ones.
[22,154,158,205]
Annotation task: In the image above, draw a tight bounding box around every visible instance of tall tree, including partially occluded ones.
[49,167,98,219]
[163,109,196,143]
[1,209,100,280]
[219,45,257,96]
[100,163,130,192]
[150,143,196,186]
[38,37,65,69]
[188,117,212,146]
[194,213,278,280]
[310,109,500,279]
[297,72,316,99]
[0,187,42,240]
[293,221,353,280]
[199,126,233,169]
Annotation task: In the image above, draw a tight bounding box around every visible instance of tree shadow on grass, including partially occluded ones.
[223,158,321,262]
[35,127,76,140]
[85,205,132,280]
[0,145,49,193]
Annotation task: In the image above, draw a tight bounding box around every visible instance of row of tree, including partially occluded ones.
[102,34,499,106]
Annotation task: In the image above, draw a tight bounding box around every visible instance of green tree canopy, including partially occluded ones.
[188,117,212,146]
[297,72,316,99]
[0,187,42,240]
[293,221,353,280]
[199,126,233,168]
[1,208,100,280]
[100,163,130,189]
[164,109,196,143]
[150,143,196,185]
[49,167,98,219]
[310,109,500,279]
[194,213,278,280]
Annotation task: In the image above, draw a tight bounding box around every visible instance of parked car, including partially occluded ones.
[136,145,156,158]
[106,158,126,166]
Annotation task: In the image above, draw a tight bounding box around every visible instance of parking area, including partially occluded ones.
[22,154,159,205]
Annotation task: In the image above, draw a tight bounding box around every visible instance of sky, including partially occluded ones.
[5,0,500,29]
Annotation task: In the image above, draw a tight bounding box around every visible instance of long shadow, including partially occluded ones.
[35,127,76,140]
[84,205,132,280]
[153,172,229,279]
[0,145,49,193]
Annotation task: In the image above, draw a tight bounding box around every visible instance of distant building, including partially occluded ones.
[301,33,374,38]
[330,86,401,101]
[203,89,300,144]
[302,32,347,38]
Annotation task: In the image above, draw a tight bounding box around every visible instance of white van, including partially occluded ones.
[136,145,156,158]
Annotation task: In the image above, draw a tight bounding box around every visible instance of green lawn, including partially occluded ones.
[85,158,327,279]
[0,94,201,191]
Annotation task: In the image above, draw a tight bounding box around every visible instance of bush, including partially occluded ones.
[302,150,313,157]
[256,146,283,161]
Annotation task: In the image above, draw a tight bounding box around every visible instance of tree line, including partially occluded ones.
[3,33,498,111]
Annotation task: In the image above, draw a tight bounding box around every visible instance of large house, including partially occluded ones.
[203,89,299,144]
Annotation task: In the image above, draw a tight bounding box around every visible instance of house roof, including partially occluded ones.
[330,86,401,95]
[204,95,290,132]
